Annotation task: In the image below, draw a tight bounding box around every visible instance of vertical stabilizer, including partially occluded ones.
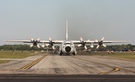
[66,20,68,40]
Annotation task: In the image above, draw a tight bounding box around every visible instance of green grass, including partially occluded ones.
[0,60,12,64]
[0,51,39,58]
[77,51,135,59]
[102,52,135,59]
[0,51,42,64]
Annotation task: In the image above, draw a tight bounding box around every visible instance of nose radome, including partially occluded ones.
[65,46,71,52]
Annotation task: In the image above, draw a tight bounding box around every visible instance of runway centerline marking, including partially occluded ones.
[20,55,47,70]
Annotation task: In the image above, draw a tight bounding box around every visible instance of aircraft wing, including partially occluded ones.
[5,39,64,49]
[6,40,34,43]
[72,40,94,44]
[40,40,63,44]
[6,40,64,44]
[72,40,130,44]
[93,40,130,44]
[6,39,130,44]
[6,38,42,43]
[72,39,130,49]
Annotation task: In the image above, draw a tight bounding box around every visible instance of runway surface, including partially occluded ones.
[0,53,135,74]
[0,53,135,82]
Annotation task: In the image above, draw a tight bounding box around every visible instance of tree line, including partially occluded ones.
[0,44,40,51]
[96,44,135,51]
[0,44,135,51]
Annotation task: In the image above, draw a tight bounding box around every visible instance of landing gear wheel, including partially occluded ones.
[73,53,75,56]
[59,51,63,56]
[59,53,62,56]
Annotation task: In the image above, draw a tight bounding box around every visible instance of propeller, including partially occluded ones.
[79,37,87,50]
[48,37,55,50]
[30,38,40,48]
[95,37,106,49]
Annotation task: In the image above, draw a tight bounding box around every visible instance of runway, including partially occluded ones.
[0,53,135,74]
[0,53,135,82]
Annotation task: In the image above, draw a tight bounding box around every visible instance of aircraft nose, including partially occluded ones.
[65,46,71,52]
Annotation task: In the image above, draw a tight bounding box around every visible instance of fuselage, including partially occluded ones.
[59,40,77,55]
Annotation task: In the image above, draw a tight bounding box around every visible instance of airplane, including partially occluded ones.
[6,21,130,56]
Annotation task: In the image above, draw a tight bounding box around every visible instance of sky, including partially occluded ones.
[0,0,135,45]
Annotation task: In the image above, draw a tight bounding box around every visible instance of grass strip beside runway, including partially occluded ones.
[0,51,38,58]
[0,60,12,64]
[78,52,135,59]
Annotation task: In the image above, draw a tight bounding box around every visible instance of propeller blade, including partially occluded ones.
[84,46,87,50]
[52,46,55,50]
[80,37,83,41]
[96,45,99,49]
[30,44,33,48]
[103,44,106,47]
[101,37,104,41]
[49,37,52,41]
[37,45,40,48]
[37,38,40,42]
[31,38,34,41]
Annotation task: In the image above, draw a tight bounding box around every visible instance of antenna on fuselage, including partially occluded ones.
[66,20,68,40]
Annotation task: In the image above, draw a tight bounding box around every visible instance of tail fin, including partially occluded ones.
[66,20,68,40]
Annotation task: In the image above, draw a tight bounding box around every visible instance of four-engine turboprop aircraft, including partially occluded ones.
[6,21,130,55]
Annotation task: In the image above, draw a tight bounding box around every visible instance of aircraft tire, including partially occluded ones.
[73,52,75,56]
